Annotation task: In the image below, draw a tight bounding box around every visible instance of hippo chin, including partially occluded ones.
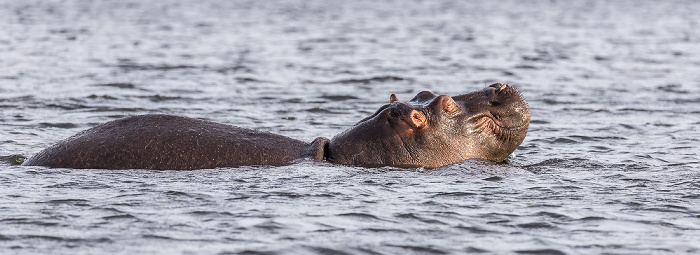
[23,83,530,170]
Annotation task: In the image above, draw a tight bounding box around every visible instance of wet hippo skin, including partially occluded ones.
[24,114,327,170]
[24,83,531,170]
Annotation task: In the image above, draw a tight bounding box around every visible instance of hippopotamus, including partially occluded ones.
[23,83,531,170]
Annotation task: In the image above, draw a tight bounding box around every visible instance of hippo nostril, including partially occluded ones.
[497,84,508,93]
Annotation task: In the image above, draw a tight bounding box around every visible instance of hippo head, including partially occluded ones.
[327,83,531,168]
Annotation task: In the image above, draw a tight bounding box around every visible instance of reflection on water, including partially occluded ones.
[1,0,699,254]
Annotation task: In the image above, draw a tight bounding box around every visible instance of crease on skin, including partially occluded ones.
[397,129,419,164]
[389,119,419,164]
[471,111,527,141]
[476,115,507,142]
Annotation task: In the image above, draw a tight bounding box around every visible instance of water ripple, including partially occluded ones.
[2,0,700,254]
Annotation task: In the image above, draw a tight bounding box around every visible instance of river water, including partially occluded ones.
[1,0,699,254]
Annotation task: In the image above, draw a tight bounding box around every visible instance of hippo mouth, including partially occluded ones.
[470,111,529,142]
[464,84,531,142]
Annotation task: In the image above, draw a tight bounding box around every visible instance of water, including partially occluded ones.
[1,0,699,254]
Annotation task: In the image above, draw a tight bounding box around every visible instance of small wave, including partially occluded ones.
[281,98,303,104]
[16,235,111,243]
[385,244,449,255]
[307,75,412,85]
[304,107,336,114]
[235,77,272,83]
[430,191,477,198]
[657,84,688,94]
[102,214,137,220]
[513,64,541,70]
[86,94,119,100]
[541,99,573,105]
[568,135,626,141]
[516,222,557,229]
[2,154,26,165]
[45,103,90,111]
[455,225,497,234]
[42,199,90,205]
[225,196,251,200]
[37,122,79,129]
[579,216,606,221]
[300,37,352,44]
[645,204,691,214]
[87,106,147,113]
[42,180,112,189]
[138,94,184,102]
[320,95,360,101]
[43,182,79,188]
[142,234,174,240]
[466,247,490,253]
[93,83,136,89]
[521,158,571,172]
[515,249,566,255]
[164,191,193,197]
[433,159,529,177]
[662,98,700,104]
[303,246,355,255]
[0,95,35,103]
[188,211,234,217]
[532,212,573,220]
[0,75,19,80]
[336,212,383,221]
[480,212,519,221]
[116,63,197,71]
[216,65,253,74]
[361,228,408,233]
[394,213,447,225]
[269,191,308,198]
[618,108,662,113]
[114,62,255,74]
[1,218,60,226]
[253,220,287,231]
[483,176,504,181]
[552,137,577,144]
[681,194,700,199]
[245,191,307,199]
[90,207,124,213]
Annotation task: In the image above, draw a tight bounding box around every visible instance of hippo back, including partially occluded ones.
[23,114,307,170]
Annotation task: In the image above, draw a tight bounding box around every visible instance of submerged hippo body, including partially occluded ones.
[23,114,329,170]
[24,83,530,170]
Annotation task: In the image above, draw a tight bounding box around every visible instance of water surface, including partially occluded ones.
[1,0,699,254]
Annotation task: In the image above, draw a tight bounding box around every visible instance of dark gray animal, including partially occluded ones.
[24,83,531,170]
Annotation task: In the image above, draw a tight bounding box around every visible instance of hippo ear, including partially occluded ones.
[409,110,427,129]
[390,93,399,103]
[438,95,458,114]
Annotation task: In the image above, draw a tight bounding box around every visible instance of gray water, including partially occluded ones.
[1,0,699,254]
